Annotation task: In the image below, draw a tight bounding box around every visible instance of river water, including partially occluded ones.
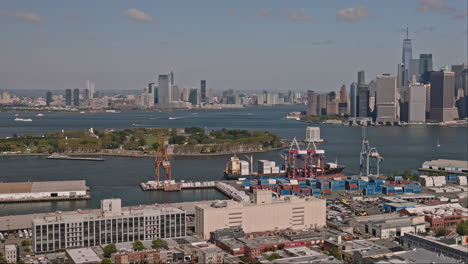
[0,106,466,215]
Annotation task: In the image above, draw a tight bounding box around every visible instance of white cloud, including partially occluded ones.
[288,8,315,22]
[123,8,153,22]
[416,0,455,14]
[336,6,374,23]
[0,10,42,23]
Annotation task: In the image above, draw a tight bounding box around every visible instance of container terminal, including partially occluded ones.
[0,180,90,203]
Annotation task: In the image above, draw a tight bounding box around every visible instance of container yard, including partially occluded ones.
[0,180,90,203]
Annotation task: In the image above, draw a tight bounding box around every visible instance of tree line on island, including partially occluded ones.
[0,127,283,155]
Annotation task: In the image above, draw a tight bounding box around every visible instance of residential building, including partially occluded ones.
[181,87,189,102]
[430,70,457,122]
[112,249,162,264]
[197,247,224,264]
[73,88,80,106]
[4,244,17,264]
[408,83,426,123]
[32,199,186,253]
[317,94,327,115]
[375,74,398,123]
[326,92,339,115]
[200,80,207,103]
[85,80,95,99]
[65,247,101,264]
[194,190,326,240]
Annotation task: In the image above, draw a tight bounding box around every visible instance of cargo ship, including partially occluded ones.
[224,153,345,180]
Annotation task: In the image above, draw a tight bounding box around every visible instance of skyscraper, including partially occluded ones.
[357,70,369,117]
[65,89,72,106]
[358,70,365,86]
[307,90,318,116]
[375,74,398,123]
[157,74,171,108]
[73,88,80,106]
[200,80,207,103]
[188,89,200,105]
[408,83,426,123]
[419,54,433,84]
[169,71,175,86]
[181,87,189,102]
[85,80,95,99]
[350,82,357,117]
[339,84,349,115]
[402,28,412,87]
[430,70,457,122]
[172,85,180,101]
[46,91,53,106]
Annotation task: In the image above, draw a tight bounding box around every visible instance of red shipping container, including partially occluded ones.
[282,185,292,190]
[301,189,312,193]
[322,188,332,193]
[349,184,358,188]
[389,181,397,185]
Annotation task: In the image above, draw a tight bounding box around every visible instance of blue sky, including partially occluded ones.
[0,0,467,93]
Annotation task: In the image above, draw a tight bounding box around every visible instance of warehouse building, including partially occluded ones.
[195,190,326,240]
[399,203,468,231]
[351,213,426,239]
[421,159,468,174]
[402,233,468,262]
[0,180,88,201]
[32,199,186,253]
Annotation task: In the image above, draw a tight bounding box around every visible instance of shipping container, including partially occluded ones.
[281,190,291,195]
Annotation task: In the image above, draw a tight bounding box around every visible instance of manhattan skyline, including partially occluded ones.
[0,0,467,92]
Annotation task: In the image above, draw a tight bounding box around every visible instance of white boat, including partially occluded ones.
[80,111,86,114]
[14,118,32,122]
[36,113,44,117]
[437,139,440,147]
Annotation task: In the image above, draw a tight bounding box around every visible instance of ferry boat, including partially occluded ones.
[14,118,33,122]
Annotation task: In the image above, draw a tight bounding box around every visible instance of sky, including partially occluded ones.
[0,0,467,93]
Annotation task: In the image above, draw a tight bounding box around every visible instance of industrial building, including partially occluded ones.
[351,213,425,239]
[421,159,468,174]
[399,203,468,231]
[194,190,326,240]
[304,127,323,143]
[0,180,88,202]
[32,199,186,253]
[65,247,101,264]
[402,233,468,262]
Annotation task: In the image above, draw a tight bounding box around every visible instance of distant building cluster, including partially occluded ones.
[307,30,468,124]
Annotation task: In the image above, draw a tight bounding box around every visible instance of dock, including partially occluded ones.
[47,153,104,161]
[140,180,250,202]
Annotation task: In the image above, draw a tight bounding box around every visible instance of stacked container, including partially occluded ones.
[457,176,467,185]
[346,180,358,191]
[363,187,375,196]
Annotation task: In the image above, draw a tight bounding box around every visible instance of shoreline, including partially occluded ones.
[0,146,285,158]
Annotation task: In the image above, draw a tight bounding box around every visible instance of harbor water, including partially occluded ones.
[0,106,466,215]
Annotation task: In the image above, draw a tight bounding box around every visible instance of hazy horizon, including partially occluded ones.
[1,0,467,92]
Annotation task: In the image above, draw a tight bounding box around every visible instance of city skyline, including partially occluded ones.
[1,0,467,92]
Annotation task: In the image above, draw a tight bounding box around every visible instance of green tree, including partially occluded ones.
[266,253,281,261]
[103,243,117,258]
[277,243,285,250]
[132,240,145,251]
[330,246,342,260]
[436,228,449,237]
[21,240,30,247]
[101,258,112,264]
[456,221,468,236]
[151,238,168,249]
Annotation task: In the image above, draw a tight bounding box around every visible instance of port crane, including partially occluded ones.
[155,133,172,182]
[359,128,383,176]
[286,138,325,178]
